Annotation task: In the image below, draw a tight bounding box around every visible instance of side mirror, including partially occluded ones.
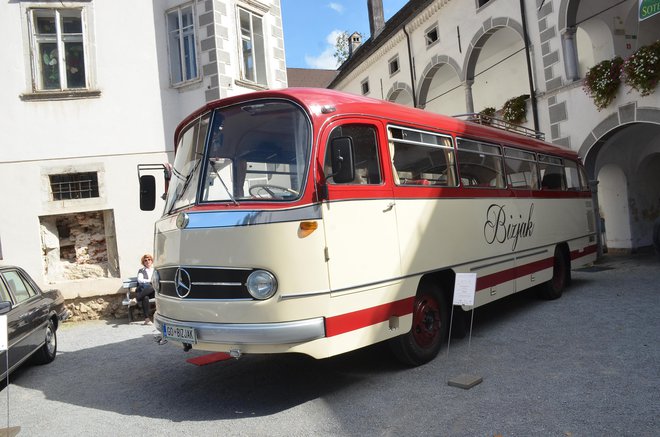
[329,137,355,184]
[139,175,157,211]
[0,301,12,315]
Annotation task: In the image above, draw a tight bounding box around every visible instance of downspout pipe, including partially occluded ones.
[403,25,418,108]
[520,0,539,132]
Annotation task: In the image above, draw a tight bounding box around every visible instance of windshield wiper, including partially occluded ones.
[208,159,239,206]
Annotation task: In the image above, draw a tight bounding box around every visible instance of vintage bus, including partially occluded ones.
[139,88,597,366]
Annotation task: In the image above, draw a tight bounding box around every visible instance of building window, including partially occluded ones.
[167,4,199,86]
[361,79,370,95]
[49,172,99,200]
[425,26,439,47]
[28,8,88,91]
[238,7,267,86]
[389,56,400,76]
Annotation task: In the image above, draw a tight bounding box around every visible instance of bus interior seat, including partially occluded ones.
[542,173,563,189]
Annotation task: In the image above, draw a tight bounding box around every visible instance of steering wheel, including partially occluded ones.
[249,184,299,199]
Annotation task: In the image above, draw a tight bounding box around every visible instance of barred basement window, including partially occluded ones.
[50,172,99,200]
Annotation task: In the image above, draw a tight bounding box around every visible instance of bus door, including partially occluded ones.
[320,120,402,292]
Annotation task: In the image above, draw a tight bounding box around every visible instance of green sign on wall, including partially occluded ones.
[640,0,660,20]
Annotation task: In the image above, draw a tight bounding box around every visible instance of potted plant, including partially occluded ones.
[583,57,624,110]
[478,107,496,125]
[502,95,529,125]
[622,40,660,96]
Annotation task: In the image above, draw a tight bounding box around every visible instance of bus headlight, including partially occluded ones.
[246,270,277,300]
[152,269,160,294]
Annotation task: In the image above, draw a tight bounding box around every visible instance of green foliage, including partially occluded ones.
[478,107,496,125]
[501,95,529,125]
[622,40,660,96]
[583,57,624,110]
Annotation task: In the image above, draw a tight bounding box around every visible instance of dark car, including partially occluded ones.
[0,265,70,378]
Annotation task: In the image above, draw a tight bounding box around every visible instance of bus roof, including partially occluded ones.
[175,88,579,161]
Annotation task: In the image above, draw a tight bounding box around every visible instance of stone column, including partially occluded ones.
[562,27,579,81]
[464,80,474,114]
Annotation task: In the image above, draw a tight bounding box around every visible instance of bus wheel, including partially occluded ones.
[538,246,569,300]
[389,284,448,366]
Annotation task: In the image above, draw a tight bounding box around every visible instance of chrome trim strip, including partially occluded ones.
[155,313,325,345]
[192,281,242,287]
[185,204,322,229]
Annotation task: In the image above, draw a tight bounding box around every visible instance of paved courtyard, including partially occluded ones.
[0,251,658,436]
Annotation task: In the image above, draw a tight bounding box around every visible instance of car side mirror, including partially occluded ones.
[139,175,157,211]
[329,136,355,184]
[0,301,12,315]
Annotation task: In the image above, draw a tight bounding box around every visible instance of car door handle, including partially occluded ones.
[383,202,395,212]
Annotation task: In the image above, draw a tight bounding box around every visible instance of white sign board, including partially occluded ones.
[0,315,7,351]
[453,273,477,306]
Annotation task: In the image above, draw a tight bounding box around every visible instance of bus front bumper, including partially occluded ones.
[154,313,326,345]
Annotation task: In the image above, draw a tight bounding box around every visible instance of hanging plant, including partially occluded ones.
[501,95,529,125]
[622,40,660,96]
[478,106,496,125]
[583,57,624,110]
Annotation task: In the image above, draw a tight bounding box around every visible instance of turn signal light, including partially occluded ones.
[298,221,318,238]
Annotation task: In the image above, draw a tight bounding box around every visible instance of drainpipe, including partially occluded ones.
[403,25,418,108]
[520,0,539,132]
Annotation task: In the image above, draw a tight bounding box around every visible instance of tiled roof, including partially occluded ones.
[287,68,339,88]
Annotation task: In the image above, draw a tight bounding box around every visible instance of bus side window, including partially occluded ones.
[325,124,382,184]
[563,160,582,191]
[538,154,566,190]
[504,147,539,190]
[456,138,505,188]
[389,126,457,186]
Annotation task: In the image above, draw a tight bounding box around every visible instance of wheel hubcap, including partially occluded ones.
[411,294,441,348]
[46,327,56,355]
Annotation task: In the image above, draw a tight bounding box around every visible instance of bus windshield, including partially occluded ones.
[201,100,311,203]
[164,99,311,214]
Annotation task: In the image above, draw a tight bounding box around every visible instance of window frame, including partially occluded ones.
[388,125,458,187]
[361,79,370,95]
[166,3,200,87]
[27,7,90,93]
[425,25,439,48]
[503,147,540,190]
[388,55,400,76]
[456,137,506,188]
[324,124,383,186]
[237,6,268,87]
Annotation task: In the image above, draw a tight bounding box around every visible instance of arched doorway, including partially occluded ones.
[598,164,631,250]
[583,119,660,252]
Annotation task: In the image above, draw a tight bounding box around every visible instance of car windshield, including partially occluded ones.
[163,99,311,213]
[201,100,312,203]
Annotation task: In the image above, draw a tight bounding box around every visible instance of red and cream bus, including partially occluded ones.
[140,88,597,366]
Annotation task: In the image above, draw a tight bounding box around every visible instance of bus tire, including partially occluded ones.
[538,246,569,300]
[389,283,448,366]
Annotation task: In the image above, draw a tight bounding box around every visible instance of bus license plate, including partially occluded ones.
[163,324,197,344]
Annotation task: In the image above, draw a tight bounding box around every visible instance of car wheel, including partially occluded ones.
[389,283,448,366]
[32,319,57,365]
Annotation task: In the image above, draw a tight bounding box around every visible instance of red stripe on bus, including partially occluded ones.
[570,244,597,260]
[325,244,597,337]
[325,296,415,337]
[476,257,554,290]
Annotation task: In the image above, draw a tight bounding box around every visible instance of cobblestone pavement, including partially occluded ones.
[0,251,657,436]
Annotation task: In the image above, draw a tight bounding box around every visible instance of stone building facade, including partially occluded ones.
[331,0,660,253]
[0,0,286,304]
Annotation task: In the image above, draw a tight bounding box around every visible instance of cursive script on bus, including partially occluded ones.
[483,203,535,251]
